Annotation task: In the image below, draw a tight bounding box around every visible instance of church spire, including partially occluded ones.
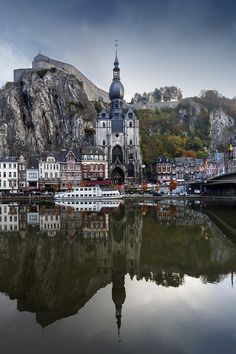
[109,41,124,101]
[113,40,120,80]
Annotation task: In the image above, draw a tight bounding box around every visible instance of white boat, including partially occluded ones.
[54,185,123,202]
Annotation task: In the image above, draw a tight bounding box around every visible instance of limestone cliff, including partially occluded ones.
[177,98,236,149]
[0,68,97,155]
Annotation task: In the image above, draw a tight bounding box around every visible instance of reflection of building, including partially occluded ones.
[0,201,236,330]
[82,213,109,239]
[40,208,61,237]
[0,204,19,231]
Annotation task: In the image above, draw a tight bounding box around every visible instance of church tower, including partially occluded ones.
[95,48,142,184]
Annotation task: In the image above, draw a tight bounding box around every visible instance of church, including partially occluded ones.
[95,52,142,184]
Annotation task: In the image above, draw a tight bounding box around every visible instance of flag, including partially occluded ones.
[229,143,233,159]
[214,150,221,162]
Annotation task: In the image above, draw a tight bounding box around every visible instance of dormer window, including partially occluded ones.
[102,113,106,118]
[128,112,133,118]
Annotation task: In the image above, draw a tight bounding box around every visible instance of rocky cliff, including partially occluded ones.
[0,68,97,155]
[177,97,236,149]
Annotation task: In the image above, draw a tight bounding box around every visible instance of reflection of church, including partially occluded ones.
[95,52,142,184]
[2,202,236,332]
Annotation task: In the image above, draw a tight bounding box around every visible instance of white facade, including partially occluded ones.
[0,159,18,191]
[39,155,60,180]
[26,168,39,188]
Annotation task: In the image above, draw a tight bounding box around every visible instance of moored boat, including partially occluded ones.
[54,185,123,202]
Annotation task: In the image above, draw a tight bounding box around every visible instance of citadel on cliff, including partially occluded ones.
[0,50,142,190]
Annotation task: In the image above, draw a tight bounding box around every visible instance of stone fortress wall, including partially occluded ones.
[14,53,110,103]
[132,100,180,110]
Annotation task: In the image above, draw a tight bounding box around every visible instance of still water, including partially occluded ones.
[0,200,236,354]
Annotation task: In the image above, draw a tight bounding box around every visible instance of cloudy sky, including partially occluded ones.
[1,0,236,101]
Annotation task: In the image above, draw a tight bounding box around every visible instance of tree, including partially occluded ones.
[153,88,162,102]
[169,179,177,193]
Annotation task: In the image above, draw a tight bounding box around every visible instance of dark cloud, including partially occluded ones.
[1,0,236,99]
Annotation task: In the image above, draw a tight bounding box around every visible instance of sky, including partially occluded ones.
[1,0,236,101]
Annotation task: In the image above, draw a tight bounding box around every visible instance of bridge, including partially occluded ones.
[202,169,236,196]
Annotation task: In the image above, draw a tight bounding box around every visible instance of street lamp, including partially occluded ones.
[142,164,146,182]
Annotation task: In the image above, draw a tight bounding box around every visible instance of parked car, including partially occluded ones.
[179,191,188,197]
[9,190,23,195]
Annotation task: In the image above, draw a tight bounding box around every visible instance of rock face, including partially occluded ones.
[177,98,236,148]
[209,108,235,148]
[0,69,97,155]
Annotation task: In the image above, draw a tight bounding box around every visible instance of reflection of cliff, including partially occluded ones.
[0,201,235,327]
[0,202,143,327]
[140,206,236,284]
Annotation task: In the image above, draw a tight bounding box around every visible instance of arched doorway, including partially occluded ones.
[111,167,125,184]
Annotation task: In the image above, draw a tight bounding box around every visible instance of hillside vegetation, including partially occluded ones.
[138,90,236,166]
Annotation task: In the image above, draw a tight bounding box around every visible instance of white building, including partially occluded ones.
[26,155,39,190]
[0,157,18,192]
[39,152,60,191]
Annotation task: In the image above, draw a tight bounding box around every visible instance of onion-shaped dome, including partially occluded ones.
[109,80,124,100]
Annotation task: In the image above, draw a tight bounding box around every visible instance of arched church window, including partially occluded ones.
[129,122,132,127]
[103,140,106,146]
[102,122,105,128]
[128,163,134,177]
[112,145,123,163]
[130,139,132,145]
[115,102,119,108]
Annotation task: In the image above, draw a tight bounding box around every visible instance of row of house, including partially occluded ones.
[0,147,108,192]
[152,137,236,184]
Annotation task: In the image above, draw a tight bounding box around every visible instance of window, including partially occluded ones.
[130,139,132,145]
[103,140,105,145]
[103,122,105,128]
[129,121,132,127]
[112,145,123,163]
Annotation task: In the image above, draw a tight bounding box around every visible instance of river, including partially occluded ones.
[0,199,236,354]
